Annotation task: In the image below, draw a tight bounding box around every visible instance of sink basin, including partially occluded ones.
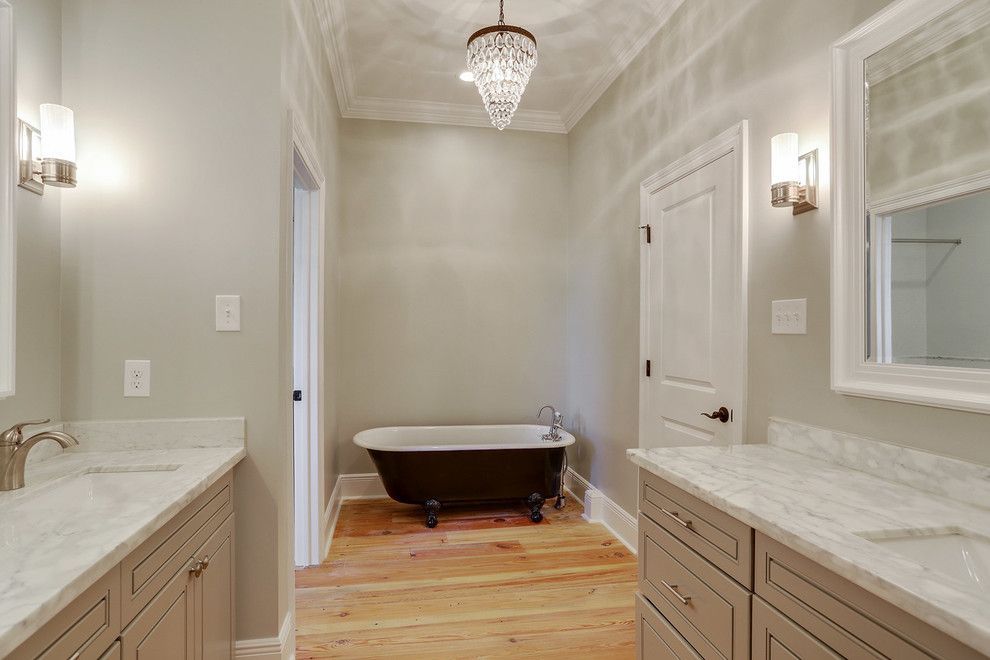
[860,529,990,594]
[13,466,180,512]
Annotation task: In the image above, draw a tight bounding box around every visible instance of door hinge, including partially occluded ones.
[292,389,303,402]
[639,224,651,244]
[646,360,651,377]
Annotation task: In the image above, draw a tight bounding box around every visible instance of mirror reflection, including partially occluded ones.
[865,0,990,368]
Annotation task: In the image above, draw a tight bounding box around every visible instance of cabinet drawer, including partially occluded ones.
[10,567,120,660]
[637,592,702,660]
[639,514,750,660]
[753,597,841,660]
[640,469,753,587]
[755,533,984,660]
[120,473,232,624]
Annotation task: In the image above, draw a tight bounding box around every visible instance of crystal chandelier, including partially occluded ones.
[466,0,537,130]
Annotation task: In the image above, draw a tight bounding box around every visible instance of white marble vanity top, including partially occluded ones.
[0,444,245,656]
[627,428,990,655]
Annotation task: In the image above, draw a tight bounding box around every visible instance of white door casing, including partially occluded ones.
[639,122,748,448]
[291,108,327,568]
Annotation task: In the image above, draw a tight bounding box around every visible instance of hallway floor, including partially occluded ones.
[295,496,638,659]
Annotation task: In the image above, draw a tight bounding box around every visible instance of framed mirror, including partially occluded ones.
[832,0,990,413]
[0,0,14,399]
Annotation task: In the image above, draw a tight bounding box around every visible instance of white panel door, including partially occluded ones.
[640,125,747,448]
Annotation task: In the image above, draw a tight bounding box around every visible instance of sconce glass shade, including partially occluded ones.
[39,104,77,188]
[770,133,799,185]
[770,132,800,208]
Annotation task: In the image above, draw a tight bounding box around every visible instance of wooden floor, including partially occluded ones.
[295,497,638,659]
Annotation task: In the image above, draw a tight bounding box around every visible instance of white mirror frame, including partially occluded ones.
[831,0,990,414]
[0,0,14,399]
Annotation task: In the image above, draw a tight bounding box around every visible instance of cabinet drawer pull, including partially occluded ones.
[189,554,211,577]
[660,579,691,605]
[659,507,693,529]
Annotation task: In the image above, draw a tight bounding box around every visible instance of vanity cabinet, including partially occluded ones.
[11,472,235,660]
[636,469,986,660]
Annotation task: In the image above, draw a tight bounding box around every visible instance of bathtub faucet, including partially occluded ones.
[537,405,564,442]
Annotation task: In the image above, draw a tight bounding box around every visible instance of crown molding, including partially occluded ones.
[312,0,682,134]
[342,95,567,133]
[561,0,685,131]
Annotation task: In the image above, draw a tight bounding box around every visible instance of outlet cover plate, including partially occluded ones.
[124,359,151,397]
[215,295,241,332]
[772,299,807,335]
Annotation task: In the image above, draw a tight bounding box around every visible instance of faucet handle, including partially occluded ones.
[0,419,52,445]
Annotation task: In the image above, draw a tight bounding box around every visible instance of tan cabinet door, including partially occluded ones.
[752,597,840,660]
[120,566,195,659]
[195,514,235,660]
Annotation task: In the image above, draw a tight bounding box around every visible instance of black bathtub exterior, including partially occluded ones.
[367,446,566,527]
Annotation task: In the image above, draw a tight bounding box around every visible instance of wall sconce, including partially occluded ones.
[770,133,818,215]
[17,103,77,195]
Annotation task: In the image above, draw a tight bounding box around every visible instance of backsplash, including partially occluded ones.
[768,418,990,509]
[26,418,245,466]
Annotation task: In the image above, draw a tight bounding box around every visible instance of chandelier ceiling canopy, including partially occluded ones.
[465,0,538,130]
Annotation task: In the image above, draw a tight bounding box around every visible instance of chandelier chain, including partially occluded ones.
[498,0,505,25]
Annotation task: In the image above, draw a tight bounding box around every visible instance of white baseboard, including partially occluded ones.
[564,468,638,554]
[320,470,638,556]
[319,473,389,559]
[338,472,388,499]
[236,611,293,659]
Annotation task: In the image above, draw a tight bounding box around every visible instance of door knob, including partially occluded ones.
[701,406,730,423]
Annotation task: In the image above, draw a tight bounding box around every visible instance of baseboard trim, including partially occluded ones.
[320,473,389,559]
[235,611,293,659]
[321,470,638,555]
[564,468,638,554]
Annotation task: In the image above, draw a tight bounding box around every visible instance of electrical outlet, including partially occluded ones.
[124,359,151,397]
[216,295,241,332]
[772,299,807,335]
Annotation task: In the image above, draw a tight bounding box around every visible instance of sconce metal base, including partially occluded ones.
[771,181,801,207]
[40,159,77,188]
[17,120,44,196]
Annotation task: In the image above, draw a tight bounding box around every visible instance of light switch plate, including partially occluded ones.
[124,359,151,397]
[216,295,241,332]
[772,298,807,335]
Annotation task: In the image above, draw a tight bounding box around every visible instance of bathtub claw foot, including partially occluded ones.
[424,499,441,528]
[527,493,546,523]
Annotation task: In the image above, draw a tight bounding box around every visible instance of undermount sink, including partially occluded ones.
[14,466,180,512]
[859,529,990,594]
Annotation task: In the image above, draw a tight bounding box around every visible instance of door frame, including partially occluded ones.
[0,0,14,399]
[290,110,326,567]
[638,121,749,447]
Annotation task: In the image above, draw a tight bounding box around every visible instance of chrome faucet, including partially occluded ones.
[537,405,564,442]
[0,419,79,491]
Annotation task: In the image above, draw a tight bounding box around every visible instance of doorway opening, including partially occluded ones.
[292,124,326,567]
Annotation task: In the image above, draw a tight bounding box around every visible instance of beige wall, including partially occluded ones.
[0,0,62,425]
[59,0,286,642]
[565,0,990,514]
[337,119,568,474]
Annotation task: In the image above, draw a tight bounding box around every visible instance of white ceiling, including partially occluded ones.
[314,0,686,133]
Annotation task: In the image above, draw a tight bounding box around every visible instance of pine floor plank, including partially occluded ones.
[295,497,638,659]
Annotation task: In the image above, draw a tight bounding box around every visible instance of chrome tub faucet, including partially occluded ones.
[537,405,564,442]
[0,419,79,491]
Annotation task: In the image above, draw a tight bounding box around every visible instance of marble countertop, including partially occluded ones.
[0,445,245,657]
[628,444,990,656]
